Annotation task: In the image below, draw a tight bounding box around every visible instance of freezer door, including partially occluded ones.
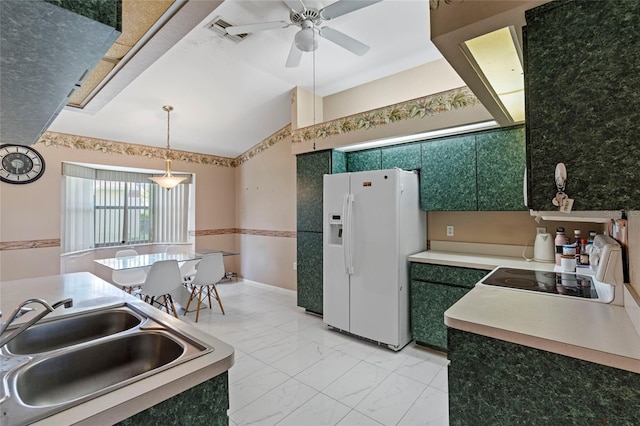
[348,170,400,346]
[323,173,351,331]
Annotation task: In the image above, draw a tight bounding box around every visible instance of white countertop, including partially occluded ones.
[0,273,234,425]
[408,250,640,374]
[408,250,558,271]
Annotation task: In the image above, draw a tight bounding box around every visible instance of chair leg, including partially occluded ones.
[195,286,204,323]
[206,285,213,309]
[166,295,178,318]
[211,284,225,315]
[184,285,197,316]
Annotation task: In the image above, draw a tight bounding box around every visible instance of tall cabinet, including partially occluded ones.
[525,0,640,210]
[296,151,332,314]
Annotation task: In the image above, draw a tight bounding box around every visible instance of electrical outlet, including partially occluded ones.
[536,226,547,234]
[446,225,454,237]
[293,262,297,270]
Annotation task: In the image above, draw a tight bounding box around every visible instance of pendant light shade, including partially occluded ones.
[149,105,186,190]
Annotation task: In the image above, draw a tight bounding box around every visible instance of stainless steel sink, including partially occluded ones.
[1,302,213,426]
[5,308,142,355]
[15,333,184,406]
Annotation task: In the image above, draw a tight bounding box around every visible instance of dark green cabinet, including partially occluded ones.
[347,149,381,172]
[410,263,487,351]
[297,151,331,233]
[476,126,526,211]
[296,150,332,314]
[525,0,640,210]
[381,143,421,171]
[420,135,477,211]
[448,329,640,425]
[297,231,323,314]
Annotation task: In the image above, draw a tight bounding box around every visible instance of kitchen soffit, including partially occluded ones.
[67,0,175,109]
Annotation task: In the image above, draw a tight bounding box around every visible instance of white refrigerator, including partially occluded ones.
[323,168,426,350]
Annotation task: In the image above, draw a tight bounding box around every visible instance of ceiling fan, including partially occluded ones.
[226,0,382,67]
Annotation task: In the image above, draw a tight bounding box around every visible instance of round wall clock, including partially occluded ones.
[0,144,46,184]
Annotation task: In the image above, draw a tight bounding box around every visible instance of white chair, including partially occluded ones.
[112,249,146,294]
[184,253,225,322]
[165,245,186,254]
[139,259,183,318]
[179,259,200,284]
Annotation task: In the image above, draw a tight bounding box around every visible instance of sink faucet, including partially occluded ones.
[0,298,73,347]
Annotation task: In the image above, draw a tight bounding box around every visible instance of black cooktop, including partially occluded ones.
[481,268,598,299]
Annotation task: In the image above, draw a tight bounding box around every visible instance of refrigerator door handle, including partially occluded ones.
[345,193,354,275]
[342,193,350,274]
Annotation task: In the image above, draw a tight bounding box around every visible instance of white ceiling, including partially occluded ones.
[49,0,445,158]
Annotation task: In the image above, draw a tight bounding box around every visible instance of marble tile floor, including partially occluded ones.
[186,279,449,426]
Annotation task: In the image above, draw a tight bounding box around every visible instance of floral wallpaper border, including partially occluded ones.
[37,87,478,166]
[290,87,480,144]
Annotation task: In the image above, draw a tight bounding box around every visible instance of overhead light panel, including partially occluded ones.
[336,120,498,152]
[461,27,525,123]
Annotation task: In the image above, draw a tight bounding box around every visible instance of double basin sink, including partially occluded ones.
[1,303,213,425]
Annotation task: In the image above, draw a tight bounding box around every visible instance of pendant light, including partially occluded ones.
[149,105,186,190]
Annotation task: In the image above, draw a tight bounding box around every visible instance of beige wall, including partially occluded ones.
[235,135,297,290]
[0,142,237,282]
[323,59,465,122]
[428,211,605,247]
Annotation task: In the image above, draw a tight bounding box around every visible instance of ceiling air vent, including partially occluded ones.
[205,16,249,43]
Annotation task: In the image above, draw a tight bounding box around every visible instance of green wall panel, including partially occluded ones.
[297,150,331,233]
[45,0,122,31]
[476,126,526,211]
[525,0,640,210]
[381,143,421,170]
[347,149,381,172]
[448,329,640,425]
[421,136,477,211]
[297,231,323,314]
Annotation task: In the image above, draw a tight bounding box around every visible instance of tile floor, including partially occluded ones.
[186,279,449,426]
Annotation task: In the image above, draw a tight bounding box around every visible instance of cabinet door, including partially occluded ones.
[421,136,477,211]
[411,280,469,351]
[347,149,381,172]
[297,151,331,233]
[381,143,421,171]
[476,126,526,211]
[525,1,640,210]
[297,231,323,314]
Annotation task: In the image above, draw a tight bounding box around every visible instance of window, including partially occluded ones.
[62,163,191,253]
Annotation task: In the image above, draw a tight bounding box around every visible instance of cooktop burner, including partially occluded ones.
[481,268,598,299]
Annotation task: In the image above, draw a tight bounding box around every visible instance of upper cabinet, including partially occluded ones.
[525,0,640,210]
[420,125,526,211]
[421,135,477,211]
[476,126,526,211]
[297,150,331,233]
[0,0,121,145]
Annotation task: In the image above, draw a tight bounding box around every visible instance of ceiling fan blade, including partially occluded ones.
[283,0,305,12]
[226,21,290,36]
[319,0,382,20]
[285,39,303,68]
[319,27,369,56]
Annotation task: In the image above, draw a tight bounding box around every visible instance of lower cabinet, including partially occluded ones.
[297,231,323,315]
[117,372,229,426]
[410,263,487,351]
[448,329,640,425]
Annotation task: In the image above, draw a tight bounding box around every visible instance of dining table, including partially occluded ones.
[94,249,239,311]
[94,249,237,271]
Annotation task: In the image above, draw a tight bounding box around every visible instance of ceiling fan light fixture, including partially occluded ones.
[149,105,186,190]
[295,27,317,52]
